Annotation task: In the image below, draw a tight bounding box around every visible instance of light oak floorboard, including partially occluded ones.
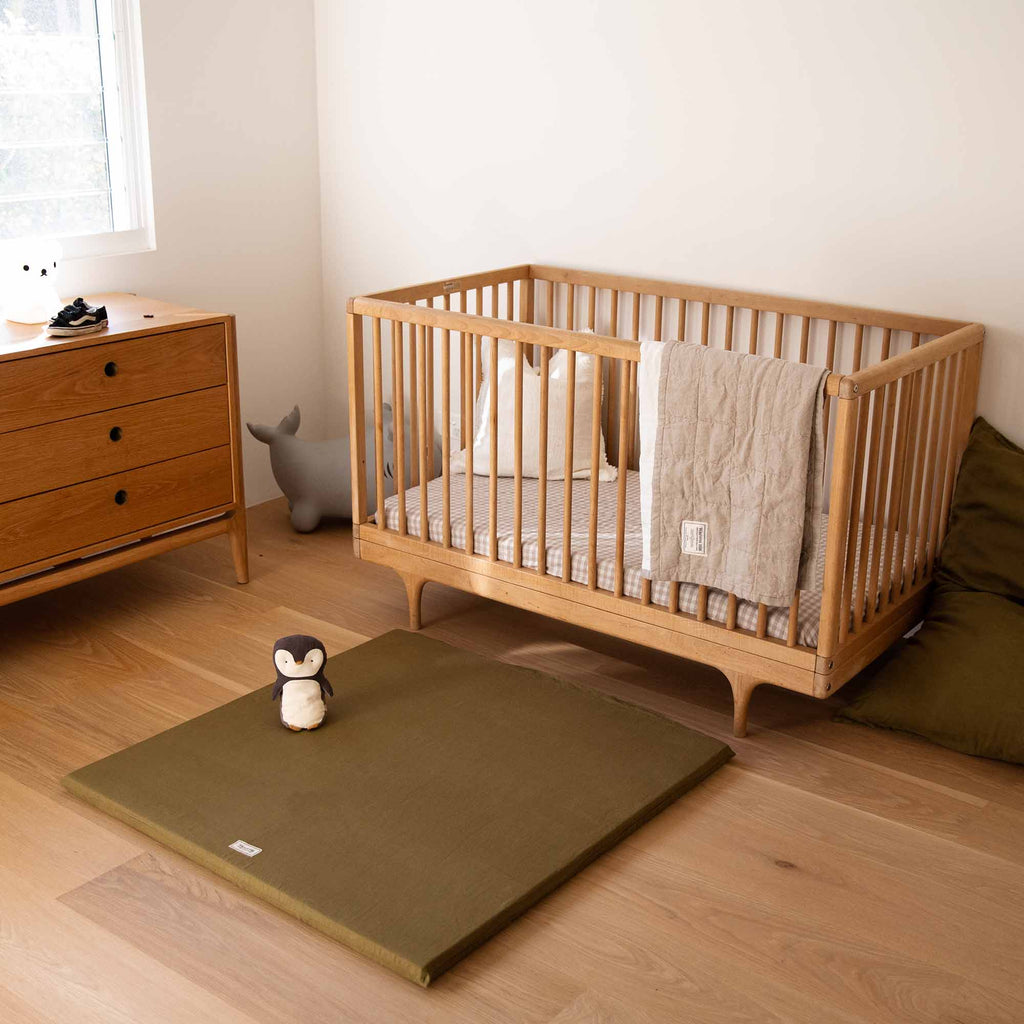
[0,496,1019,1023]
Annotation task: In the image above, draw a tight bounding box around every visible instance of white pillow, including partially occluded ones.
[451,346,616,480]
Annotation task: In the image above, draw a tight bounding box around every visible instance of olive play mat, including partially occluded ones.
[63,630,732,985]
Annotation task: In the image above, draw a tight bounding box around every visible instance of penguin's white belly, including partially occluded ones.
[280,679,325,729]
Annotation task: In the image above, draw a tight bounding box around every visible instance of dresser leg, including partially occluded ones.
[229,510,249,584]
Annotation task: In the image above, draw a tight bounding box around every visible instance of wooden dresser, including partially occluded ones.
[0,294,248,606]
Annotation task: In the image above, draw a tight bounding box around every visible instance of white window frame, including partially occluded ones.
[16,0,155,260]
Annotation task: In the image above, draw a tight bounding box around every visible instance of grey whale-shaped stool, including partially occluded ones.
[247,405,440,532]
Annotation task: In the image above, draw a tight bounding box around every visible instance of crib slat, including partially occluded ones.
[773,312,784,358]
[880,373,914,607]
[838,395,870,644]
[678,298,687,341]
[416,324,429,542]
[654,295,663,342]
[825,320,838,369]
[786,592,800,647]
[880,327,892,361]
[799,316,810,363]
[748,308,760,355]
[613,360,630,597]
[726,593,738,630]
[548,280,555,327]
[602,291,613,452]
[892,369,926,599]
[701,302,710,346]
[588,285,597,331]
[518,276,535,363]
[588,355,603,589]
[822,320,838,438]
[724,306,735,351]
[474,288,483,388]
[756,602,767,638]
[864,381,897,624]
[669,581,680,614]
[562,350,577,583]
[627,360,638,467]
[924,356,957,577]
[408,318,419,487]
[392,321,407,536]
[934,350,964,555]
[371,318,385,530]
[911,331,921,349]
[606,291,621,466]
[641,578,652,606]
[441,308,452,548]
[566,283,575,331]
[903,362,936,588]
[626,294,641,465]
[697,585,708,621]
[853,387,885,626]
[488,334,499,562]
[514,340,524,569]
[538,345,550,576]
[506,280,515,322]
[520,276,536,323]
[915,357,949,577]
[852,324,865,372]
[464,332,475,555]
[425,302,435,478]
[459,294,468,446]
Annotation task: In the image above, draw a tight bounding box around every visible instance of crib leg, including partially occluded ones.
[724,671,761,738]
[398,572,427,631]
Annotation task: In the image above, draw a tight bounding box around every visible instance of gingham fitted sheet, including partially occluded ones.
[380,471,896,648]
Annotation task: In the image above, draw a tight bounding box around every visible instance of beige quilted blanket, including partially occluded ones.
[639,340,829,608]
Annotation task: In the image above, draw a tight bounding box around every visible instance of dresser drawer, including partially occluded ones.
[0,387,231,504]
[0,446,234,574]
[0,324,227,433]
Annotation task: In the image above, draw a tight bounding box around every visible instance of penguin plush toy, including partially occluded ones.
[271,635,334,731]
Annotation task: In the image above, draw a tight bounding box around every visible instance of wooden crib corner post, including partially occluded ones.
[347,313,368,543]
[723,670,761,738]
[817,393,859,664]
[398,571,427,631]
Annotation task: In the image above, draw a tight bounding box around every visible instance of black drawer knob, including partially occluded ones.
[109,426,123,442]
[114,489,128,505]
[104,361,118,377]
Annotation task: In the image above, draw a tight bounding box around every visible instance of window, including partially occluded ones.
[0,0,153,258]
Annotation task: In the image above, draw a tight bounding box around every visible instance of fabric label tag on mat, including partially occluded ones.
[681,521,708,556]
[229,839,262,857]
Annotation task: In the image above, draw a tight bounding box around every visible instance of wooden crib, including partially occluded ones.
[346,265,983,736]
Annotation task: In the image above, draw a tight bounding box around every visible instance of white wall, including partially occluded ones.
[60,0,324,504]
[315,0,1023,443]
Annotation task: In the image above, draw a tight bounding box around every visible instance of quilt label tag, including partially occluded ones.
[229,839,262,857]
[681,520,708,556]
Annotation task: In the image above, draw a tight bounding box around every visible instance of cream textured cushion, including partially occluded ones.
[451,346,616,480]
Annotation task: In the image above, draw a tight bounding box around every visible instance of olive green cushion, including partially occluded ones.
[938,417,1024,603]
[838,586,1024,763]
[62,630,732,985]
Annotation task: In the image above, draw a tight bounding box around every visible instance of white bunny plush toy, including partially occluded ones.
[2,239,63,324]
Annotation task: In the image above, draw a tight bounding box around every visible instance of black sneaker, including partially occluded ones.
[47,297,108,336]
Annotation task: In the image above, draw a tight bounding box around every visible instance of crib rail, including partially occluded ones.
[348,265,982,683]
[817,321,984,666]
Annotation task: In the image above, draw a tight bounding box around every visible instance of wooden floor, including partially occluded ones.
[1,498,1022,1023]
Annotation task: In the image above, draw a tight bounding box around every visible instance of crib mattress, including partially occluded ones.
[379,471,844,646]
